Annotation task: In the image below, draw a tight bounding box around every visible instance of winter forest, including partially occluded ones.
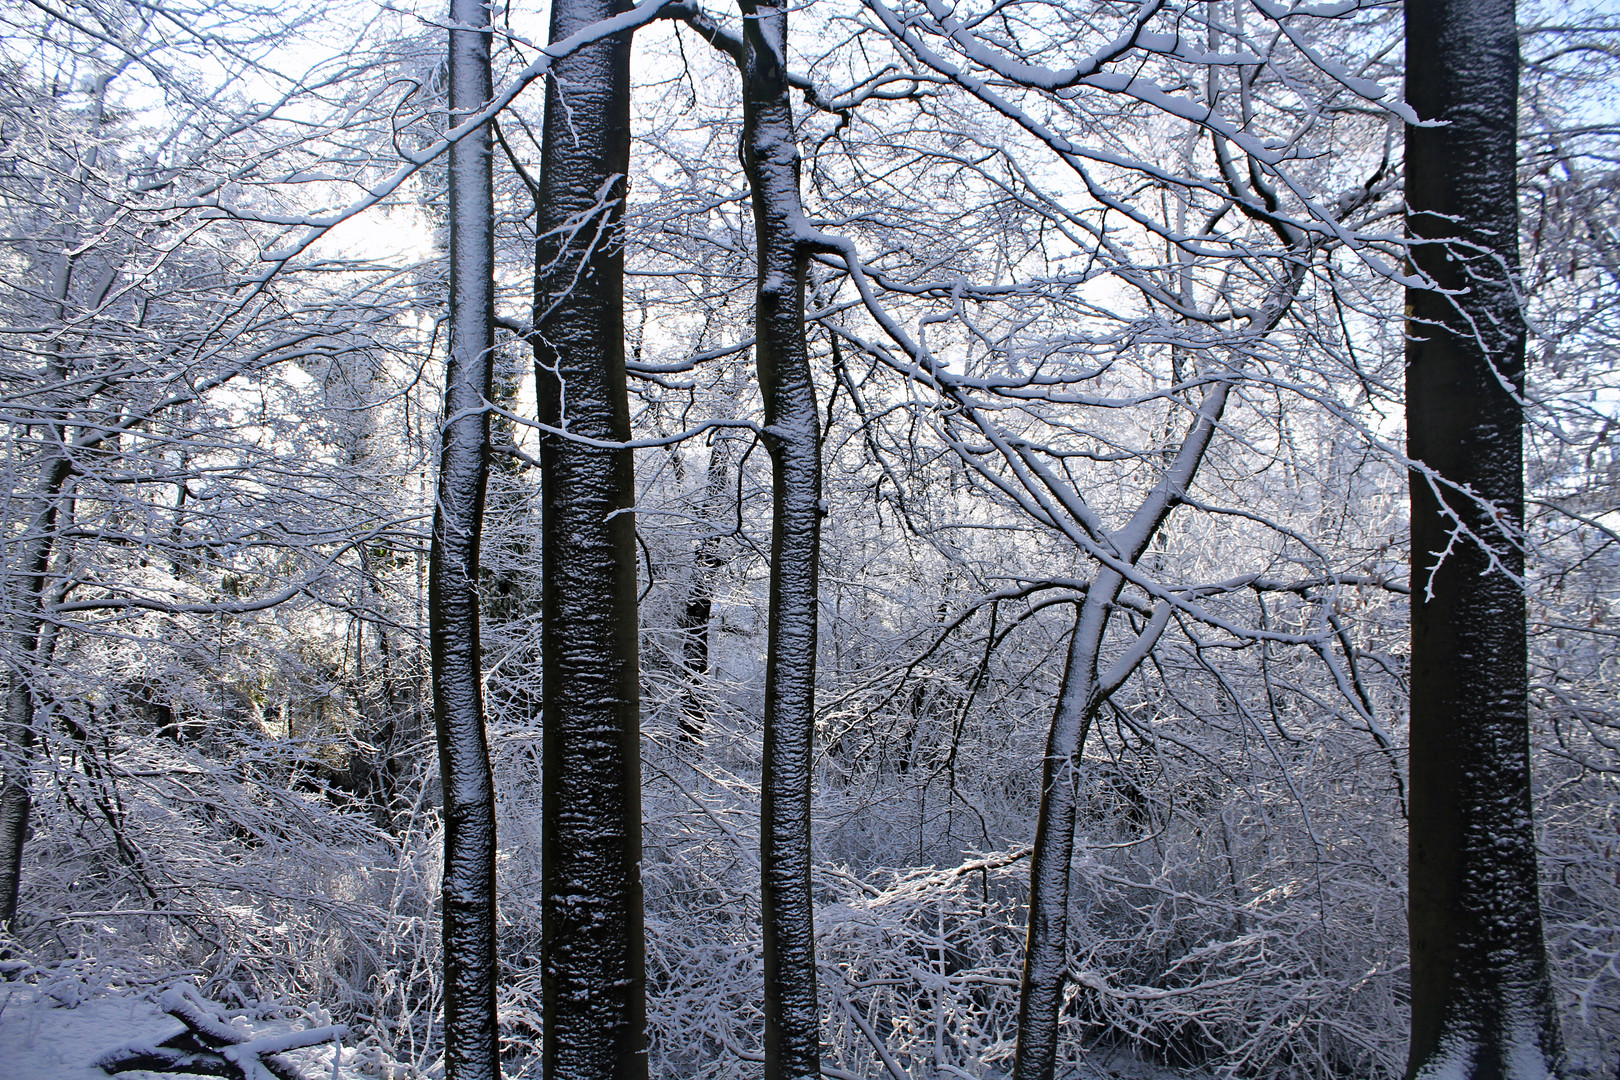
[0,0,1617,1077]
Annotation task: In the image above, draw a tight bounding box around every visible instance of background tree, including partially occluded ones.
[0,0,429,930]
[819,2,1411,1073]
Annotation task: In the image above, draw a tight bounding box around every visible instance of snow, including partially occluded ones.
[0,988,180,1080]
[0,985,354,1080]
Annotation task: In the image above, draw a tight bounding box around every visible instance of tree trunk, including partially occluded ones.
[1012,582,1114,1080]
[0,453,73,929]
[677,424,735,742]
[738,6,824,1074]
[429,0,499,1073]
[0,73,113,932]
[1405,0,1562,1075]
[1013,368,1237,1080]
[533,0,647,1074]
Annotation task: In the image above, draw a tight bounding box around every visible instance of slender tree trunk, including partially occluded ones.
[738,6,823,1073]
[533,0,647,1075]
[1012,581,1114,1080]
[677,426,734,741]
[429,1,498,1073]
[0,74,113,931]
[1405,0,1562,1075]
[1013,369,1237,1080]
[0,453,73,929]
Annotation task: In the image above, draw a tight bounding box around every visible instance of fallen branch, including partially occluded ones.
[95,983,346,1080]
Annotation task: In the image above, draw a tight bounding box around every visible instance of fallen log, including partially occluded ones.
[96,983,346,1080]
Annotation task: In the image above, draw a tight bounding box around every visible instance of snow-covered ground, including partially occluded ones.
[0,978,1208,1080]
[0,984,353,1080]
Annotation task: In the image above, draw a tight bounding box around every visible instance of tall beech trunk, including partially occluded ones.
[429,1,498,1074]
[533,0,647,1075]
[1405,0,1562,1075]
[0,453,73,929]
[738,6,824,1073]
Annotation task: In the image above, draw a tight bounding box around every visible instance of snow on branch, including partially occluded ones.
[95,983,346,1080]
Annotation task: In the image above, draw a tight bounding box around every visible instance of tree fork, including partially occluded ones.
[1011,309,1255,1080]
[1405,0,1562,1076]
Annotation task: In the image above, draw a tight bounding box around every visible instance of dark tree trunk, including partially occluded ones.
[1405,0,1562,1076]
[738,5,824,1074]
[0,453,72,929]
[533,0,647,1075]
[429,0,499,1074]
[1012,585,1116,1080]
[1,77,111,931]
[1012,382,1225,1080]
[677,427,734,741]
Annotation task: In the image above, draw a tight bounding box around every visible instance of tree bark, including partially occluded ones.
[0,77,109,930]
[677,425,735,742]
[738,6,824,1073]
[1405,0,1562,1076]
[533,0,647,1075]
[1012,583,1115,1080]
[0,452,73,929]
[429,0,499,1074]
[1011,377,1228,1080]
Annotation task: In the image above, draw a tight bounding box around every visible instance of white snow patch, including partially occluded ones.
[1074,1044,1218,1079]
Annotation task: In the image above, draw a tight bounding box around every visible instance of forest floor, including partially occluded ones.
[0,978,1201,1080]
